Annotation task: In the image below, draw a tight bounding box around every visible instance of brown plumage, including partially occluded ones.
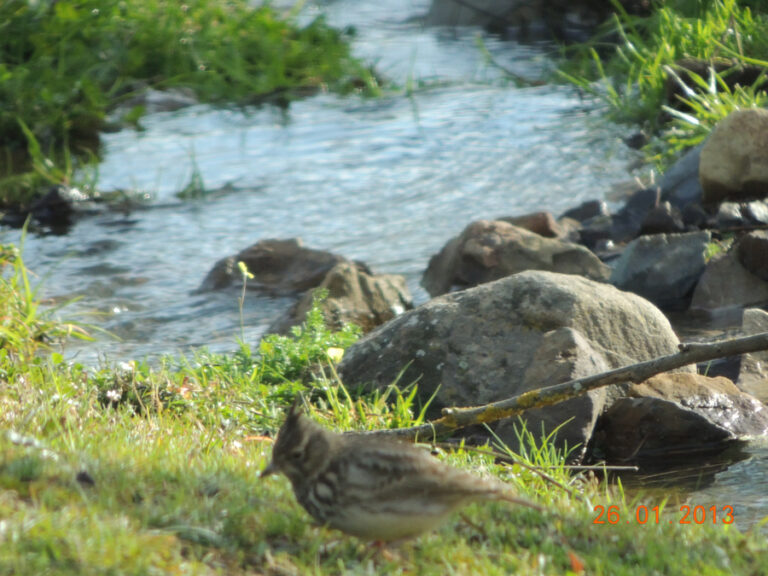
[261,400,542,541]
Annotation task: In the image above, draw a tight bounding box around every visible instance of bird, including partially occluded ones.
[260,398,543,542]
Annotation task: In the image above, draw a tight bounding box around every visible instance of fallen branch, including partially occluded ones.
[371,331,768,441]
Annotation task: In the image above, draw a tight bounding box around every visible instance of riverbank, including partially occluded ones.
[559,0,768,167]
[2,253,767,574]
[0,0,377,209]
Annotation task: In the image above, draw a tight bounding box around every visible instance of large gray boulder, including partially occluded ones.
[341,271,690,459]
[609,231,711,310]
[422,220,610,297]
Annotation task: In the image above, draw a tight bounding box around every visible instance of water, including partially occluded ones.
[9,0,763,530]
[8,0,634,362]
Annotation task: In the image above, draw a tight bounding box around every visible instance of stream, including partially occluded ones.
[5,0,766,532]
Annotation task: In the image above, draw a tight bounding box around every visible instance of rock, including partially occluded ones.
[638,201,685,236]
[714,201,768,229]
[594,373,768,462]
[424,0,637,40]
[700,109,768,204]
[611,186,661,242]
[623,131,648,150]
[560,199,609,223]
[30,185,93,232]
[575,214,614,251]
[735,308,768,403]
[660,144,703,211]
[691,249,768,310]
[197,238,348,293]
[715,202,745,228]
[499,211,561,238]
[744,200,768,225]
[737,231,768,281]
[425,0,519,27]
[681,203,710,229]
[267,262,412,334]
[120,88,198,114]
[555,217,582,244]
[609,231,711,310]
[340,270,691,460]
[421,220,610,297]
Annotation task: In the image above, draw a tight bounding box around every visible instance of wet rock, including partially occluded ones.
[659,144,703,211]
[744,201,768,226]
[700,109,768,205]
[609,231,711,310]
[715,202,745,228]
[28,185,95,232]
[691,249,768,310]
[623,131,648,150]
[340,270,691,460]
[560,200,609,223]
[595,373,768,462]
[638,201,685,236]
[500,211,561,238]
[267,262,412,334]
[714,201,768,229]
[737,231,768,281]
[197,238,347,293]
[421,220,610,297]
[735,308,768,403]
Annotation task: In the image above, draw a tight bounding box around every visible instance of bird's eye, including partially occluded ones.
[290,449,303,460]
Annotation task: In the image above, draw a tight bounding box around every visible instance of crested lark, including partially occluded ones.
[261,400,542,542]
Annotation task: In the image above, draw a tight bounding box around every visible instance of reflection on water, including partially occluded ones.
[613,440,768,532]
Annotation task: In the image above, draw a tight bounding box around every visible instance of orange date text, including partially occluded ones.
[592,504,734,525]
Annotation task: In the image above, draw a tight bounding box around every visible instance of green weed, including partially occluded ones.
[0,0,379,206]
[559,0,768,166]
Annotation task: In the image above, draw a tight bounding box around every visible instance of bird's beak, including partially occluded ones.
[260,460,277,478]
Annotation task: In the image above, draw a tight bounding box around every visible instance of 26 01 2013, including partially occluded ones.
[593,504,734,525]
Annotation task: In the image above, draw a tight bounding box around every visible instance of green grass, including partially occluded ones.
[1,246,768,574]
[0,0,379,207]
[559,0,768,168]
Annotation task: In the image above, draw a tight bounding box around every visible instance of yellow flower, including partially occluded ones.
[326,347,344,364]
